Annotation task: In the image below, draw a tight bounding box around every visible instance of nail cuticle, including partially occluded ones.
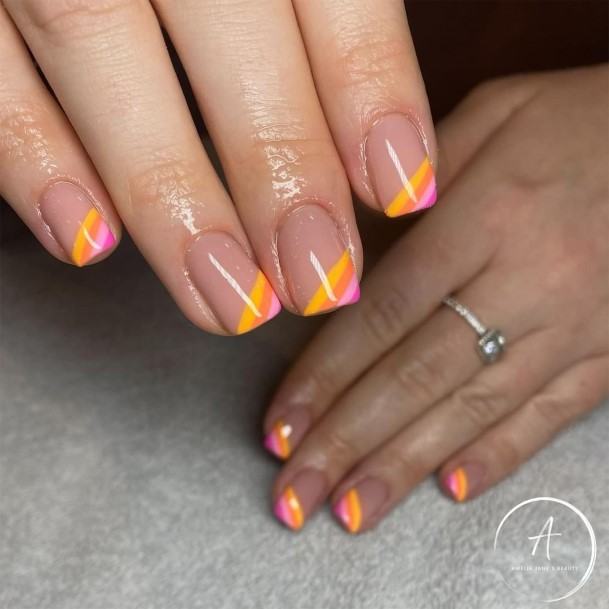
[276,203,359,316]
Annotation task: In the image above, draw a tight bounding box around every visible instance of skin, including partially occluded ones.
[265,66,609,532]
[0,0,434,333]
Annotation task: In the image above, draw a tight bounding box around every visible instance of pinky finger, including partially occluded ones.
[439,357,609,503]
[0,8,120,266]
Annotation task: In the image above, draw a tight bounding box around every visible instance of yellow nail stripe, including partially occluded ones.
[386,157,433,217]
[455,467,468,502]
[304,250,351,316]
[277,422,291,458]
[285,486,304,529]
[346,489,362,533]
[237,271,267,334]
[71,208,99,266]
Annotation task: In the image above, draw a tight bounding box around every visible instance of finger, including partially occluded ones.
[293,0,437,217]
[268,264,557,529]
[439,356,609,503]
[154,0,361,316]
[328,327,588,534]
[5,0,280,335]
[264,145,508,451]
[0,5,120,266]
[434,74,539,191]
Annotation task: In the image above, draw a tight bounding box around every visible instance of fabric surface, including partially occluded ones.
[1,236,607,609]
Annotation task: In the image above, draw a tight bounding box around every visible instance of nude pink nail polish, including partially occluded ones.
[365,114,437,217]
[333,478,389,534]
[273,469,327,531]
[39,181,116,266]
[263,409,311,460]
[186,232,281,335]
[277,205,359,316]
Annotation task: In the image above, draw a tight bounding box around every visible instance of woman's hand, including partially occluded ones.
[0,0,437,335]
[264,66,608,532]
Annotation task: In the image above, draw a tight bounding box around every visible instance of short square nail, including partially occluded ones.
[39,181,116,266]
[273,469,327,531]
[186,232,281,335]
[333,478,389,534]
[263,409,311,460]
[277,205,359,316]
[365,113,437,217]
[442,462,486,502]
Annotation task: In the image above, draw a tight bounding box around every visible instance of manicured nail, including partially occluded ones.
[39,181,116,266]
[333,478,389,534]
[365,113,437,218]
[186,232,281,335]
[274,469,326,531]
[277,205,359,316]
[442,463,486,502]
[264,409,311,460]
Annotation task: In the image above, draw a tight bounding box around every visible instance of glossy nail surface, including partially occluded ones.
[443,462,486,502]
[274,469,326,531]
[366,113,437,217]
[186,232,281,335]
[278,205,359,316]
[264,409,311,460]
[333,478,389,534]
[39,181,116,266]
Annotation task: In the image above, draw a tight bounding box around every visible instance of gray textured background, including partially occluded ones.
[1,235,607,609]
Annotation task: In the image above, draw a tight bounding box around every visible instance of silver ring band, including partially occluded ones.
[442,296,506,364]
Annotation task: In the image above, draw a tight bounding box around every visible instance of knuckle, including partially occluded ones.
[527,393,574,426]
[453,382,509,431]
[16,0,144,40]
[126,154,203,213]
[333,30,411,90]
[359,285,411,347]
[234,134,339,177]
[230,135,345,200]
[493,434,522,469]
[391,354,443,406]
[315,426,359,465]
[306,359,342,403]
[465,73,536,108]
[0,98,51,168]
[382,445,424,483]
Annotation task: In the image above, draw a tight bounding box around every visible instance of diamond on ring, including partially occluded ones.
[478,329,506,364]
[442,296,507,365]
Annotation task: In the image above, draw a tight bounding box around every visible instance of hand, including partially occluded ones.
[0,0,437,335]
[263,66,609,532]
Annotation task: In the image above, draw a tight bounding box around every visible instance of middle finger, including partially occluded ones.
[155,0,362,315]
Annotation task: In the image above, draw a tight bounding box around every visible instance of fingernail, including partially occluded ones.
[274,469,326,531]
[442,463,486,502]
[365,113,437,217]
[39,181,116,266]
[264,409,311,460]
[333,478,389,534]
[186,232,281,335]
[277,205,359,316]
